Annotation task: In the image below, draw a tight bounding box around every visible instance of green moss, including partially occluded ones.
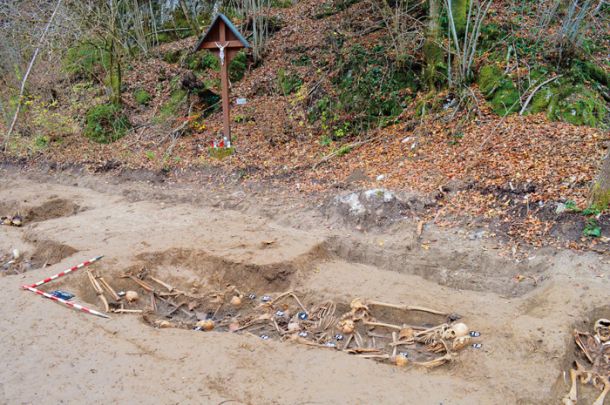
[551,86,606,126]
[490,84,520,116]
[156,33,172,44]
[478,65,520,116]
[478,65,503,96]
[423,40,445,89]
[84,104,130,143]
[538,81,607,127]
[591,183,610,211]
[529,87,554,113]
[571,60,610,87]
[208,146,235,159]
[134,88,152,105]
[271,0,293,8]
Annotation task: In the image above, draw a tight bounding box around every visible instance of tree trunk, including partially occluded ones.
[452,0,469,36]
[179,0,200,36]
[592,151,610,210]
[424,0,443,89]
[3,0,63,150]
[108,0,122,106]
[109,39,122,106]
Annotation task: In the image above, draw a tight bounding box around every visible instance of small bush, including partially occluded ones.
[134,88,152,105]
[229,51,248,82]
[201,53,220,71]
[308,44,413,135]
[84,104,130,144]
[33,135,50,150]
[277,68,302,95]
[64,42,108,80]
[163,50,182,64]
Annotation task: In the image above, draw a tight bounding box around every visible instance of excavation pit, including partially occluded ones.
[39,253,479,369]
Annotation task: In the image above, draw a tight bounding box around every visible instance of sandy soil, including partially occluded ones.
[0,165,608,405]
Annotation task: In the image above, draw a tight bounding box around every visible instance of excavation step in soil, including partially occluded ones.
[0,171,608,404]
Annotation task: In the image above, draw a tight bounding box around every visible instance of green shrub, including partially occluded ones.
[64,42,108,79]
[229,51,248,82]
[163,50,182,64]
[277,68,302,94]
[201,53,220,71]
[84,104,130,143]
[134,88,152,105]
[308,44,415,137]
[33,135,50,150]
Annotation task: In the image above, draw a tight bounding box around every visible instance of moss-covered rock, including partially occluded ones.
[490,84,520,116]
[548,85,606,127]
[529,87,554,113]
[571,60,610,88]
[478,65,503,96]
[478,65,520,116]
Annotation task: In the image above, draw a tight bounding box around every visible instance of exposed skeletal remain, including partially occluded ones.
[110,276,476,369]
[86,269,109,312]
[563,319,610,405]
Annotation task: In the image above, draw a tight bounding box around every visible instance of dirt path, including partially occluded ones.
[0,166,608,404]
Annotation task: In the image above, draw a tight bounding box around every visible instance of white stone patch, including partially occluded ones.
[363,189,395,203]
[338,193,366,215]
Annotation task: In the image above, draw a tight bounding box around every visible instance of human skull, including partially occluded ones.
[452,335,471,351]
[125,290,139,303]
[339,319,355,334]
[594,318,610,342]
[441,323,469,339]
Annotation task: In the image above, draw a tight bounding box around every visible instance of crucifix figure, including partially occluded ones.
[215,42,228,65]
[194,14,250,147]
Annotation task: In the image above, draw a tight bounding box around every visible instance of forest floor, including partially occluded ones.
[0,163,609,404]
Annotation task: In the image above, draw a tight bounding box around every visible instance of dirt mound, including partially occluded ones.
[325,189,433,229]
[130,246,328,292]
[25,198,81,223]
[27,238,78,268]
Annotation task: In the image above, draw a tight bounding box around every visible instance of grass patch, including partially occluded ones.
[134,88,152,105]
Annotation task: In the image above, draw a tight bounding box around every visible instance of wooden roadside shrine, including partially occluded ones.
[194,14,250,147]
